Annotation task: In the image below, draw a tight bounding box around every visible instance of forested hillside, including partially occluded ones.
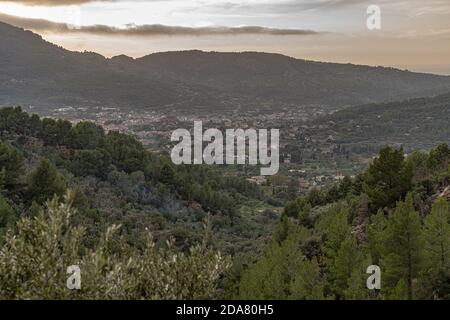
[0,107,274,258]
[1,107,449,300]
[315,92,450,151]
[3,21,450,110]
[235,146,450,300]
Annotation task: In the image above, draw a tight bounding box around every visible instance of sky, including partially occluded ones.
[0,0,450,74]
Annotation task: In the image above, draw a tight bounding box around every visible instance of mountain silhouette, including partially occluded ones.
[2,21,450,110]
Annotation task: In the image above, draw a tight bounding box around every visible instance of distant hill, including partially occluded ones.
[315,92,450,150]
[0,22,187,109]
[2,21,450,111]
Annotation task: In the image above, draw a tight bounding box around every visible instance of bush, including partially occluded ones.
[0,190,230,300]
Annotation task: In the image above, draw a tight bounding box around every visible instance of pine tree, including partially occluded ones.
[344,255,372,300]
[0,194,15,239]
[423,198,450,272]
[319,204,351,258]
[365,209,387,265]
[238,241,290,299]
[239,228,309,299]
[0,141,24,187]
[290,257,325,300]
[319,204,364,299]
[382,194,424,300]
[0,168,5,191]
[27,159,67,205]
[363,147,413,212]
[328,237,365,299]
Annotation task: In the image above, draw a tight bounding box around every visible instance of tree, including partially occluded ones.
[0,191,230,299]
[40,118,72,146]
[365,209,387,265]
[283,200,300,219]
[238,242,288,299]
[71,149,112,179]
[27,159,67,204]
[70,121,105,150]
[0,168,5,191]
[105,131,147,173]
[382,194,424,300]
[0,194,15,239]
[239,229,309,299]
[422,198,450,274]
[417,200,450,300]
[0,141,25,187]
[363,147,414,212]
[318,204,364,299]
[338,176,353,198]
[319,204,351,259]
[343,255,372,300]
[327,237,365,299]
[427,144,450,171]
[290,257,325,300]
[159,163,178,186]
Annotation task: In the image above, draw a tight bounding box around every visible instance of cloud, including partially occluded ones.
[0,12,320,36]
[0,0,109,5]
[188,0,365,15]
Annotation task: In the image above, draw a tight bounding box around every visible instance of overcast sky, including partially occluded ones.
[1,0,450,74]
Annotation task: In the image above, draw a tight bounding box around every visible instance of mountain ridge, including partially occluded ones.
[2,21,450,111]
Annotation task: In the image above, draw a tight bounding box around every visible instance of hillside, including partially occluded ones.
[238,145,450,300]
[0,106,276,257]
[2,21,450,111]
[1,107,449,300]
[314,92,450,151]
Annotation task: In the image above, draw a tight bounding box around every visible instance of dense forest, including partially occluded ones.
[1,107,449,299]
[236,146,450,300]
[315,92,450,151]
[0,106,274,253]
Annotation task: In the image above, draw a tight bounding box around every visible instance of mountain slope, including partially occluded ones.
[0,22,188,108]
[2,21,450,110]
[133,50,450,107]
[315,92,450,150]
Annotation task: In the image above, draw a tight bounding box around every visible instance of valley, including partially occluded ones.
[1,19,450,301]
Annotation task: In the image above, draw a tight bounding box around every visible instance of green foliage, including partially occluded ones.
[289,257,325,300]
[423,199,450,271]
[318,204,351,257]
[388,279,409,300]
[363,147,414,211]
[2,107,450,300]
[0,194,15,239]
[282,200,300,219]
[0,140,24,187]
[318,205,366,299]
[0,191,230,299]
[328,237,365,299]
[0,107,268,282]
[70,122,105,150]
[381,194,424,300]
[0,168,5,191]
[427,144,450,170]
[343,255,372,300]
[238,145,450,301]
[238,228,310,299]
[365,210,387,265]
[27,159,67,204]
[105,131,147,173]
[40,118,72,146]
[71,149,112,179]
